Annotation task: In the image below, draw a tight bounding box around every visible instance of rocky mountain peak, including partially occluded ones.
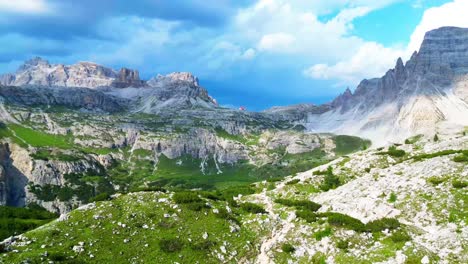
[17,57,50,73]
[166,72,200,86]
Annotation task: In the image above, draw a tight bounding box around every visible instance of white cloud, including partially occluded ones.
[304,0,468,87]
[304,42,404,84]
[258,33,295,52]
[407,0,468,54]
[241,48,256,60]
[0,0,49,14]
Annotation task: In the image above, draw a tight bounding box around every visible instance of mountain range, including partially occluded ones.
[0,26,467,264]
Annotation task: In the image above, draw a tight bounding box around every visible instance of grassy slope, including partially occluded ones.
[1,192,260,263]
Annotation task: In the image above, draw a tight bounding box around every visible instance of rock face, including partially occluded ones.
[0,58,218,113]
[289,26,468,145]
[0,85,127,113]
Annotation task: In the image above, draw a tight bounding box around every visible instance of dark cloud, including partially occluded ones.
[0,0,254,41]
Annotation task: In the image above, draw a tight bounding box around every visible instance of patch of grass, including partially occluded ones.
[8,124,75,149]
[173,192,202,204]
[336,240,349,250]
[314,226,332,241]
[427,176,447,185]
[411,149,467,162]
[452,180,467,189]
[389,230,411,243]
[388,192,397,203]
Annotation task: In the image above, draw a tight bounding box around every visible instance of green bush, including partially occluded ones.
[49,252,67,261]
[320,212,366,232]
[319,167,341,191]
[285,179,300,185]
[159,238,183,253]
[388,192,397,203]
[275,199,321,212]
[453,154,468,162]
[427,176,446,185]
[296,210,317,223]
[389,230,411,243]
[314,226,332,240]
[336,240,349,250]
[452,180,467,189]
[434,134,439,142]
[281,243,295,253]
[173,192,202,204]
[240,202,266,214]
[366,218,400,232]
[89,192,110,202]
[387,146,406,157]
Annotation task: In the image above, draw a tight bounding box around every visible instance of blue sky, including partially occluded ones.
[0,0,467,110]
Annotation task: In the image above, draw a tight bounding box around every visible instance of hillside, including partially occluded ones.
[1,131,466,263]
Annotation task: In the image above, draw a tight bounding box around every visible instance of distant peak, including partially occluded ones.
[167,72,199,86]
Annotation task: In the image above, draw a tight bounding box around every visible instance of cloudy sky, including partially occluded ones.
[0,0,467,110]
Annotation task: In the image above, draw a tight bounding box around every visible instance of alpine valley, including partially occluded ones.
[0,27,467,264]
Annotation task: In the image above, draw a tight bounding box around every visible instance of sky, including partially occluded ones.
[0,0,468,110]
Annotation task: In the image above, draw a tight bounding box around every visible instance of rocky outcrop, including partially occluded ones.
[0,85,128,113]
[298,27,468,145]
[112,68,145,88]
[0,143,29,207]
[0,57,144,89]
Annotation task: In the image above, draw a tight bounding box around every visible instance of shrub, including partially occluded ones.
[388,192,397,203]
[389,230,411,243]
[89,192,110,202]
[364,167,371,173]
[281,243,295,253]
[387,146,406,157]
[366,218,400,232]
[320,167,341,191]
[159,238,183,253]
[266,177,283,183]
[434,134,439,142]
[452,180,468,189]
[314,226,332,240]
[275,199,321,212]
[296,210,317,223]
[453,154,468,162]
[321,212,366,232]
[427,177,446,185]
[173,192,202,204]
[336,240,349,250]
[49,252,67,261]
[404,139,410,144]
[285,179,300,185]
[240,202,266,214]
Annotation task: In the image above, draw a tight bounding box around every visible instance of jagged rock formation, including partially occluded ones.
[275,27,468,145]
[0,85,127,113]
